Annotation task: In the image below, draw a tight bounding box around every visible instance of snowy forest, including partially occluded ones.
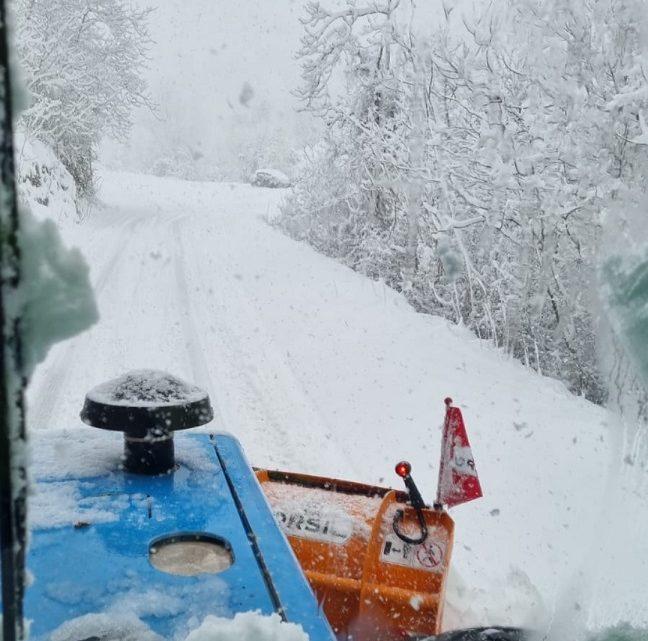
[15,0,648,412]
[14,0,151,198]
[7,0,648,636]
[279,0,648,411]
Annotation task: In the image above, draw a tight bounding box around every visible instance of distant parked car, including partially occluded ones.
[251,168,291,188]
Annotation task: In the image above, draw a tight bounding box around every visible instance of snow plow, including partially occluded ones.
[1,371,527,641]
[256,397,484,641]
[256,467,454,640]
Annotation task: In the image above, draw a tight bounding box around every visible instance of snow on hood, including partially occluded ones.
[86,370,207,407]
[45,611,308,641]
[184,612,308,641]
[49,612,162,641]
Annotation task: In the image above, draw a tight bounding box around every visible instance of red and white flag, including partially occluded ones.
[436,398,483,508]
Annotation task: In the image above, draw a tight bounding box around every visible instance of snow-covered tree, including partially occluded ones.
[14,0,151,198]
[280,0,648,403]
[284,1,421,283]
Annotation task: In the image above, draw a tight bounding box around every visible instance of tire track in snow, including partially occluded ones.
[174,220,357,476]
[172,220,226,430]
[172,219,294,460]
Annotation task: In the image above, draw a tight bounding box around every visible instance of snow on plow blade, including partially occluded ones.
[256,468,455,641]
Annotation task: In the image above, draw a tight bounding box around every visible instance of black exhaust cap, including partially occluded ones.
[81,370,214,475]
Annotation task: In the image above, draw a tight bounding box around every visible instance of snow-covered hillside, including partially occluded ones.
[26,171,644,632]
[15,132,78,222]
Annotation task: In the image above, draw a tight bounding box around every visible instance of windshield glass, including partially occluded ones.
[4,1,648,640]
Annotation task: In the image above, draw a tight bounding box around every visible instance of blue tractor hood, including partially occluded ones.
[14,431,335,641]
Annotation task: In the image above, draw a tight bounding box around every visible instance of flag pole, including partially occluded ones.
[435,397,483,510]
[434,397,453,510]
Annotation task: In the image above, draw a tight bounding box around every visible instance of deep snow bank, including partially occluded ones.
[15,132,77,222]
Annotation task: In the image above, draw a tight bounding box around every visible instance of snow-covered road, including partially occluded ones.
[29,175,354,476]
[27,171,647,630]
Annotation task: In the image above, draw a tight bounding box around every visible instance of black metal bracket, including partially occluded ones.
[392,507,429,545]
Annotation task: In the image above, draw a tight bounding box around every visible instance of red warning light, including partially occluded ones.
[395,461,411,478]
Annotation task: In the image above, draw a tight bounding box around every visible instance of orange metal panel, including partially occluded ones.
[256,469,454,641]
[357,491,454,640]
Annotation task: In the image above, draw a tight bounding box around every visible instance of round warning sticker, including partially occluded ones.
[415,541,444,568]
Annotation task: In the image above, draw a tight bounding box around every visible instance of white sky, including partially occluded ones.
[104,0,482,173]
[142,0,305,117]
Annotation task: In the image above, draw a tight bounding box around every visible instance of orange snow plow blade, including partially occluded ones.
[256,469,454,641]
